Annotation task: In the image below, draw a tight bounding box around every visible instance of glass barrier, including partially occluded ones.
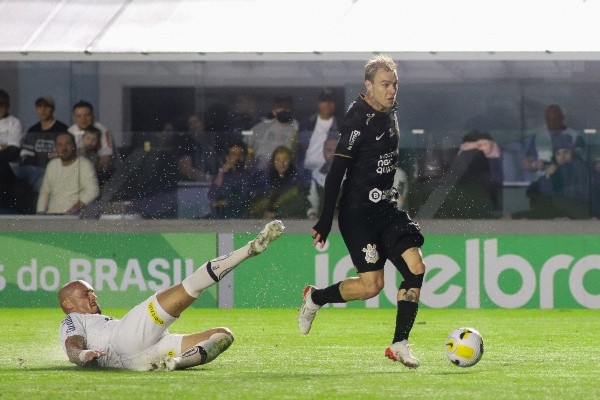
[3,128,598,221]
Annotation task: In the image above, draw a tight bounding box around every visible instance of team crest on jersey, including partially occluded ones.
[348,130,361,150]
[362,244,379,264]
[365,113,376,126]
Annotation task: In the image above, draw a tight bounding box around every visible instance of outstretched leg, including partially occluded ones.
[158,220,285,317]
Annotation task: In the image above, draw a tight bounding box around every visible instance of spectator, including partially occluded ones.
[299,89,340,185]
[79,126,102,167]
[436,130,503,219]
[0,89,23,164]
[0,89,25,213]
[230,93,260,136]
[68,100,115,177]
[173,114,218,181]
[18,96,69,190]
[207,140,266,219]
[37,132,99,215]
[523,104,585,175]
[306,132,338,219]
[512,134,589,219]
[251,145,308,219]
[591,158,600,219]
[245,95,298,171]
[122,128,180,219]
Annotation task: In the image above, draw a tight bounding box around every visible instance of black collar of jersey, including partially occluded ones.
[357,94,398,116]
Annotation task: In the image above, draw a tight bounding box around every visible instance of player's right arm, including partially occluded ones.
[311,154,350,247]
[64,335,106,367]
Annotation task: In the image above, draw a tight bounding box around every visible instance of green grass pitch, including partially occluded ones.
[1,308,599,399]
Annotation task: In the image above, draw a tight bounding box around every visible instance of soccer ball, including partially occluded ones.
[445,327,484,367]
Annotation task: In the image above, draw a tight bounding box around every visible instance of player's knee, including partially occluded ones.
[410,260,426,276]
[214,327,234,341]
[361,280,384,300]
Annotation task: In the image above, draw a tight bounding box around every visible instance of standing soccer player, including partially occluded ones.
[298,54,426,368]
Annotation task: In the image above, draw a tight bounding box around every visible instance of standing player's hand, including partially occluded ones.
[311,229,325,248]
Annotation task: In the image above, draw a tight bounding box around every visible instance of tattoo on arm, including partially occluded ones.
[65,335,86,366]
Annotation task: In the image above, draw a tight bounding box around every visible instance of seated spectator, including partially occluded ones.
[245,95,298,172]
[251,146,308,219]
[306,133,338,219]
[523,104,585,175]
[18,96,69,190]
[37,132,99,215]
[435,130,503,219]
[68,100,116,179]
[208,140,266,219]
[512,135,590,219]
[173,115,218,182]
[80,127,102,164]
[117,129,180,219]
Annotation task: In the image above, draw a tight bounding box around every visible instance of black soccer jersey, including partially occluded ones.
[336,95,399,210]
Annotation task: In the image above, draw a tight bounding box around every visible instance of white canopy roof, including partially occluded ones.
[1,0,600,61]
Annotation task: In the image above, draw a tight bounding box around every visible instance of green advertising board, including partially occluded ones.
[232,233,600,309]
[0,232,217,308]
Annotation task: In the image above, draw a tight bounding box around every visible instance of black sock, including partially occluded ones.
[311,282,345,306]
[392,300,418,343]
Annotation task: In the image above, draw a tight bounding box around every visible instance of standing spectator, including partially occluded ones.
[68,100,115,177]
[0,89,23,164]
[208,140,266,219]
[251,146,308,219]
[306,132,338,219]
[37,132,99,215]
[245,95,298,172]
[523,104,585,175]
[18,96,69,190]
[0,89,24,213]
[299,89,339,185]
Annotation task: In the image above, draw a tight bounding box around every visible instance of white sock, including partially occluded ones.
[182,242,252,298]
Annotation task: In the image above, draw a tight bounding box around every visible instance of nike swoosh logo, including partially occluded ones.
[375,132,385,140]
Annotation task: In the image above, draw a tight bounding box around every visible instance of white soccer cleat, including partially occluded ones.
[298,285,321,335]
[250,220,285,255]
[385,340,420,369]
[164,356,179,371]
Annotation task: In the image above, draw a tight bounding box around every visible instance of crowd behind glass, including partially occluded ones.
[1,87,599,220]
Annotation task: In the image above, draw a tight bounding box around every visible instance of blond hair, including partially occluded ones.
[364,54,397,82]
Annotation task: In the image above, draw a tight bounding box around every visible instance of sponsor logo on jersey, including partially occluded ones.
[369,188,382,203]
[375,131,386,141]
[362,244,379,264]
[376,152,395,174]
[348,130,360,150]
[63,315,76,334]
[148,300,164,325]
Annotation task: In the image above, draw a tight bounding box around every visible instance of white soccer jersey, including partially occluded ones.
[58,313,122,368]
[58,295,182,370]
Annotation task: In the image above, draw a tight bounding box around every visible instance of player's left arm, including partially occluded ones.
[64,335,106,367]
